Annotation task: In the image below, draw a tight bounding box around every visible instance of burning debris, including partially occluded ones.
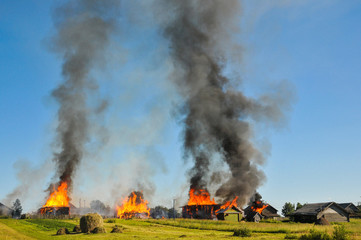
[116,191,150,219]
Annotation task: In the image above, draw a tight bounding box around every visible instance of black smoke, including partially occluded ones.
[157,0,291,206]
[49,0,120,191]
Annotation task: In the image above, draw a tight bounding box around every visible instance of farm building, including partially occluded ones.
[244,211,262,222]
[292,202,349,223]
[0,202,12,216]
[216,205,243,222]
[338,203,361,218]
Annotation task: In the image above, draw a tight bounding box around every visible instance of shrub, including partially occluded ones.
[284,234,298,239]
[80,213,103,233]
[233,227,252,237]
[332,225,348,240]
[299,229,332,240]
[106,219,116,223]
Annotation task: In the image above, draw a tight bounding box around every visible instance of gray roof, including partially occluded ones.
[338,203,360,213]
[293,202,346,216]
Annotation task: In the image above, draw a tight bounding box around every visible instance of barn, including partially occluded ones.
[292,202,349,223]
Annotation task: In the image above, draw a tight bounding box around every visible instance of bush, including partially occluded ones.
[284,234,298,239]
[106,219,116,223]
[332,225,348,240]
[233,227,252,237]
[80,213,103,233]
[299,229,332,240]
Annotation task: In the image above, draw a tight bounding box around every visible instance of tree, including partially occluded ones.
[296,202,304,210]
[12,199,22,218]
[282,202,295,217]
[90,200,106,214]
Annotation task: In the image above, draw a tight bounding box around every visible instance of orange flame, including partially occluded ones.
[42,182,70,208]
[187,189,216,205]
[116,192,150,219]
[215,196,238,214]
[251,201,268,214]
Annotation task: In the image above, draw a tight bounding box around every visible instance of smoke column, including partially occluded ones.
[49,0,119,190]
[158,0,290,205]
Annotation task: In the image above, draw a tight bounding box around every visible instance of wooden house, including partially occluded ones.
[244,204,280,221]
[292,202,349,223]
[338,203,361,218]
[216,205,243,222]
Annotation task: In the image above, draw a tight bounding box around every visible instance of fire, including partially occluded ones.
[187,189,216,205]
[251,201,268,214]
[215,196,238,214]
[116,191,150,219]
[42,182,70,208]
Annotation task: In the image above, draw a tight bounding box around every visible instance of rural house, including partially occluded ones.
[292,202,349,223]
[216,205,243,222]
[244,204,280,221]
[338,203,361,218]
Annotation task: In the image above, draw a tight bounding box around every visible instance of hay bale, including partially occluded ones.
[73,225,81,233]
[80,213,104,233]
[92,226,106,234]
[56,228,69,235]
[111,226,123,233]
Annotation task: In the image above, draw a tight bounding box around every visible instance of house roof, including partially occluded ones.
[338,203,360,213]
[244,204,279,217]
[293,202,348,216]
[0,202,12,211]
[216,205,243,214]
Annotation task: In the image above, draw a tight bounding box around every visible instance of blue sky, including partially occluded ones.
[1,1,361,212]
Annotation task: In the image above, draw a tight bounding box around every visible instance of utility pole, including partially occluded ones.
[173,199,176,220]
[79,198,81,208]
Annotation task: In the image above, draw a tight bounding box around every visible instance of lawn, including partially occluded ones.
[0,217,360,239]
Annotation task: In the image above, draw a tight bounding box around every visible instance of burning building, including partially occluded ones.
[39,182,71,216]
[244,193,280,222]
[116,191,150,219]
[182,189,242,221]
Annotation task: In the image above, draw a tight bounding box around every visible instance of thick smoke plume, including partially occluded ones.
[49,0,119,191]
[158,0,291,206]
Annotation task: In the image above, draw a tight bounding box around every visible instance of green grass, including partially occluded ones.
[0,218,360,239]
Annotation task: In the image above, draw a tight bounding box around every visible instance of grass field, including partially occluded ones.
[0,217,360,239]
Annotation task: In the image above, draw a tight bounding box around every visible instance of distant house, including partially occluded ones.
[216,205,243,222]
[0,202,13,216]
[338,203,361,218]
[292,202,349,223]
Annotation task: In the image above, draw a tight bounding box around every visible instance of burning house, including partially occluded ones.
[182,189,220,219]
[182,189,241,220]
[244,193,280,222]
[39,182,71,216]
[116,191,150,219]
